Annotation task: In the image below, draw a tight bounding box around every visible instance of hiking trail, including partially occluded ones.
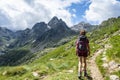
[88,30,120,80]
[88,49,104,80]
[88,44,111,80]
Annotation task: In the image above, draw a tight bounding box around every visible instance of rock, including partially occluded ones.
[50,58,54,60]
[110,75,119,80]
[105,44,112,49]
[67,70,73,73]
[2,71,8,76]
[102,63,108,68]
[109,61,118,69]
[118,65,120,69]
[32,72,39,77]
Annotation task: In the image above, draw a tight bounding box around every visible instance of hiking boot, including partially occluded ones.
[84,71,88,77]
[78,76,82,79]
[78,72,82,79]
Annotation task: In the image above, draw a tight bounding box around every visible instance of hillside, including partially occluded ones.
[0,17,120,80]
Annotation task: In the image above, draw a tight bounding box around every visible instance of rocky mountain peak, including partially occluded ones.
[0,26,15,38]
[32,22,49,33]
[71,21,96,32]
[48,16,59,27]
[48,16,69,31]
[32,22,47,29]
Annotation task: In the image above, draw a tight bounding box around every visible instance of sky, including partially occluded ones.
[0,0,120,30]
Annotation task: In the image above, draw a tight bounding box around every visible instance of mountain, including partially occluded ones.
[9,22,49,48]
[9,16,76,52]
[32,16,76,51]
[0,27,15,54]
[71,21,97,32]
[48,16,59,27]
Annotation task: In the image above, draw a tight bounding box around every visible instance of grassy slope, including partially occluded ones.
[0,34,98,80]
[95,17,120,80]
[0,17,119,80]
[0,37,77,80]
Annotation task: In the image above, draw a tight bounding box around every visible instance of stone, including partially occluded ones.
[109,61,118,69]
[102,63,108,68]
[2,71,8,76]
[110,75,119,80]
[101,57,107,62]
[32,72,39,77]
[67,70,73,73]
[50,58,54,60]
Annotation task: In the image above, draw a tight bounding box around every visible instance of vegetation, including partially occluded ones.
[94,17,120,80]
[0,17,120,80]
[0,49,34,66]
[106,35,120,62]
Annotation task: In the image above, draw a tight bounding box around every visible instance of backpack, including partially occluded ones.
[78,35,87,51]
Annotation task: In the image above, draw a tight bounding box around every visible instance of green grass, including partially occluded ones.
[96,54,107,76]
[106,35,120,62]
[0,29,102,80]
[0,17,120,80]
[0,35,95,80]
[0,37,78,80]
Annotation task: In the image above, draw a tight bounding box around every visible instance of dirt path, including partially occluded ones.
[88,49,104,80]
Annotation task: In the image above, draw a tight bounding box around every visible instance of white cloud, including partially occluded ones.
[0,0,81,30]
[84,0,120,24]
[72,9,76,13]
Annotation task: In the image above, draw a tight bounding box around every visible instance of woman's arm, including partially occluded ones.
[87,43,90,56]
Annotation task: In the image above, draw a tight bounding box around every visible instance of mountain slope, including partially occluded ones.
[0,27,15,54]
[33,17,76,51]
[90,17,120,80]
[0,17,120,80]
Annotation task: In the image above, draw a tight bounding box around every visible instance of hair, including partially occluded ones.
[80,30,86,35]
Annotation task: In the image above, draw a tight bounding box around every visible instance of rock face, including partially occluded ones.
[8,16,76,51]
[48,16,59,27]
[32,17,76,51]
[0,27,15,53]
[71,21,97,32]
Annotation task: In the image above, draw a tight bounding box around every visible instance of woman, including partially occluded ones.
[76,30,90,79]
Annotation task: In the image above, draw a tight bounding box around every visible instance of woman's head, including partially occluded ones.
[80,30,86,35]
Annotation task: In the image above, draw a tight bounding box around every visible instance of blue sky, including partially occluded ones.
[0,0,120,30]
[68,0,91,24]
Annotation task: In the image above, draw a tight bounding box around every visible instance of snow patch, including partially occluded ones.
[47,25,51,29]
[32,40,36,43]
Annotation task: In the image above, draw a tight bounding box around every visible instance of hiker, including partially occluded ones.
[76,30,90,79]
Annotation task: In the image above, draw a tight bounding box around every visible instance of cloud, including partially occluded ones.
[84,0,120,24]
[0,0,81,30]
[72,9,76,13]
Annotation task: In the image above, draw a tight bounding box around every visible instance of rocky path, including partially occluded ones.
[88,49,104,80]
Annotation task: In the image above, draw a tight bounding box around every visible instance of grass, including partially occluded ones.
[0,37,78,80]
[0,35,96,80]
[96,54,107,77]
[95,34,120,80]
[0,28,102,80]
[106,35,120,62]
[0,17,120,80]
